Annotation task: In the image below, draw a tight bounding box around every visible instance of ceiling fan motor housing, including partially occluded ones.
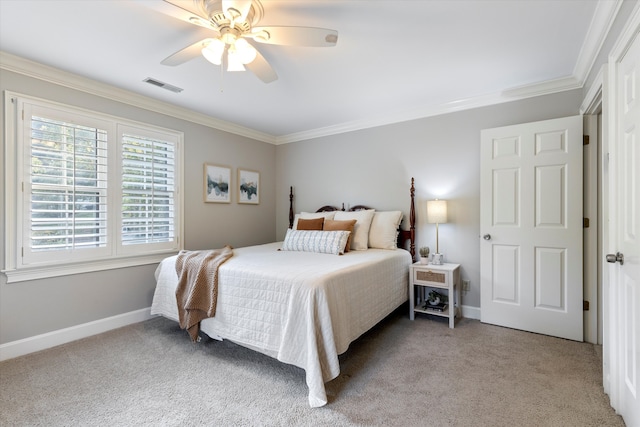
[198,0,264,32]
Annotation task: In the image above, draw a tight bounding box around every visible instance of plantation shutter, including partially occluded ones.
[9,95,181,278]
[24,109,110,264]
[120,128,177,249]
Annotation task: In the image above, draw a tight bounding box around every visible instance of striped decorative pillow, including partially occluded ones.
[281,229,351,255]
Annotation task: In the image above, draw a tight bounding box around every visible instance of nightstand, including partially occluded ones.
[409,262,461,328]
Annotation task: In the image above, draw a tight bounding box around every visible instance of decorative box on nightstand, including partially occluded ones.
[409,262,461,328]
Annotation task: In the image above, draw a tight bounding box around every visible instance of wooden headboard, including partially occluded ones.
[287,178,416,260]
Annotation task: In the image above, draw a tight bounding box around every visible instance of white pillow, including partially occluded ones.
[334,209,375,250]
[281,229,350,255]
[369,211,403,249]
[292,211,336,229]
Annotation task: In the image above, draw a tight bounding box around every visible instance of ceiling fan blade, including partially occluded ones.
[139,0,218,31]
[245,49,278,83]
[161,38,213,66]
[250,26,338,47]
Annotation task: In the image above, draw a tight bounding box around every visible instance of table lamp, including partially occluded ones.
[427,199,447,264]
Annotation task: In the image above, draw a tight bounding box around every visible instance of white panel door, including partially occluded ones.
[480,115,583,341]
[610,31,640,427]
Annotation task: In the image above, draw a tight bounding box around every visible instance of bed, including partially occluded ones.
[150,179,417,407]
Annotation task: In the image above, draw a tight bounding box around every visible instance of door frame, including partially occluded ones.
[581,38,616,413]
[584,4,640,416]
[583,110,601,345]
[581,77,604,346]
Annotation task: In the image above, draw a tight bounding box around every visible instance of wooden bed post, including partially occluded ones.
[288,186,294,229]
[409,177,416,261]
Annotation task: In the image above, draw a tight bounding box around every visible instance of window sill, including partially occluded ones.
[2,252,178,284]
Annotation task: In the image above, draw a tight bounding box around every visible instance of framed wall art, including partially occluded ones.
[204,163,231,203]
[237,168,259,204]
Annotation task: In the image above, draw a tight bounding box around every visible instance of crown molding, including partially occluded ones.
[500,76,583,99]
[609,0,640,62]
[274,91,506,144]
[0,51,277,144]
[573,0,623,84]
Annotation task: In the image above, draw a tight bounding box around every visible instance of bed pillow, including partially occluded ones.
[368,211,403,249]
[323,219,357,252]
[292,211,336,229]
[281,229,350,255]
[296,217,325,230]
[333,209,375,251]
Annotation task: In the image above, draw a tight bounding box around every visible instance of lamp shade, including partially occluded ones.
[233,38,257,64]
[427,199,447,224]
[202,39,225,65]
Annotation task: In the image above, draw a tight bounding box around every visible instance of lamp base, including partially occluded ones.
[432,253,444,265]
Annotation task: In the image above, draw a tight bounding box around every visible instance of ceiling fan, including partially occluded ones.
[145,0,339,83]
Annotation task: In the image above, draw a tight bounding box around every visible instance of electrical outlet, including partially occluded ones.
[462,279,470,291]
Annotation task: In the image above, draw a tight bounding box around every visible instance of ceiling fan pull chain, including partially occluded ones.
[219,60,225,93]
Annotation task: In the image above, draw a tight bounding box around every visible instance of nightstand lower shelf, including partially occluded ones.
[413,305,451,318]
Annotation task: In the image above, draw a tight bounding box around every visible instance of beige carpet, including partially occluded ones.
[0,309,625,426]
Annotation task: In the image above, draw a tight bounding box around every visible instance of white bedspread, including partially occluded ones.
[151,242,411,407]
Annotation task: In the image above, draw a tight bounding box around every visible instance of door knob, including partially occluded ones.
[606,252,624,265]
[483,234,491,240]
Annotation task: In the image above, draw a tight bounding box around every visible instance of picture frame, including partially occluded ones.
[204,163,231,203]
[237,168,260,204]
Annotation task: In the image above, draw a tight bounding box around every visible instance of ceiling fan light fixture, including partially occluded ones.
[202,38,225,65]
[157,0,337,83]
[227,50,246,71]
[233,38,257,64]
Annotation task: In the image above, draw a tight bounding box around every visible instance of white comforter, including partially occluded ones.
[151,242,411,407]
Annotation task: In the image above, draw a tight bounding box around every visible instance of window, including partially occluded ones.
[119,127,176,249]
[3,93,183,282]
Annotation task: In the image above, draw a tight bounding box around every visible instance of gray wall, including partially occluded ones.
[275,90,584,309]
[0,70,276,344]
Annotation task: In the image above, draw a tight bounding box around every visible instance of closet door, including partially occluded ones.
[480,115,583,341]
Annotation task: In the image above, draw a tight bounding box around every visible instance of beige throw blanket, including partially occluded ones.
[175,246,233,342]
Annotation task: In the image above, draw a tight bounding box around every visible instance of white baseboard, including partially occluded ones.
[0,308,154,362]
[461,305,481,320]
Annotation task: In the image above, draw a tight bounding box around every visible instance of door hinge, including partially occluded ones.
[583,135,589,145]
[583,300,590,311]
[584,218,590,228]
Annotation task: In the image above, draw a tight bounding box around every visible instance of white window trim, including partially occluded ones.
[2,91,184,283]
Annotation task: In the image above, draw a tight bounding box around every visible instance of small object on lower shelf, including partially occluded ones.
[427,290,447,306]
[423,302,448,312]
